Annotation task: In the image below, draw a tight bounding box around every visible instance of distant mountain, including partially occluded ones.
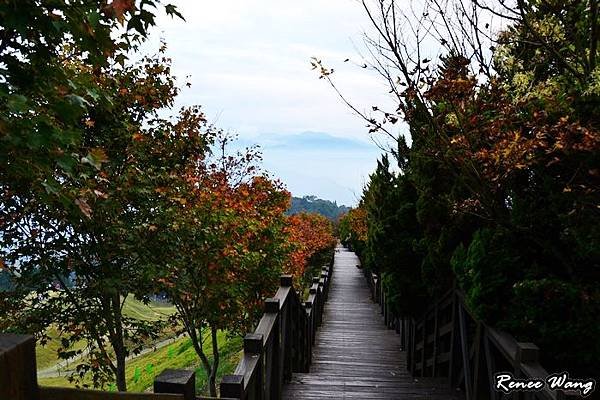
[233,131,378,152]
[286,195,351,220]
[264,131,371,151]
[227,131,382,206]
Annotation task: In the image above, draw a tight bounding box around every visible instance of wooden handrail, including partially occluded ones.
[364,271,570,400]
[220,265,333,400]
[0,264,334,400]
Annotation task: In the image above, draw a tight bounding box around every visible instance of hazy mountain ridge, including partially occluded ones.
[233,131,379,152]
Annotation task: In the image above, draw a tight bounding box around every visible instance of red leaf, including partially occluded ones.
[75,198,92,219]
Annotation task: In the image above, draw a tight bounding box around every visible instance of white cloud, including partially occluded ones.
[141,0,398,203]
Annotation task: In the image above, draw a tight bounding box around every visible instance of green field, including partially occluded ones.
[36,296,242,395]
[121,296,177,322]
[35,326,87,370]
[35,296,176,371]
[38,331,242,394]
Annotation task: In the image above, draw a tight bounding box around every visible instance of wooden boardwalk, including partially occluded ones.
[282,246,463,399]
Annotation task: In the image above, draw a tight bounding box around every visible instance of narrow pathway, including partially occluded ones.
[282,246,462,399]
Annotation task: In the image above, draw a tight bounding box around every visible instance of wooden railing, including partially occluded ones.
[0,265,332,400]
[363,269,572,400]
[220,265,332,400]
[0,334,222,400]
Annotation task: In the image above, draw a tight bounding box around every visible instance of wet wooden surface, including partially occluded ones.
[282,246,463,399]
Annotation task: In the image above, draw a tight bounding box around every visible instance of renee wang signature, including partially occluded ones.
[494,372,596,397]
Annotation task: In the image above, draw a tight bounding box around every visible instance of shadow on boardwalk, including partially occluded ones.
[283,246,463,399]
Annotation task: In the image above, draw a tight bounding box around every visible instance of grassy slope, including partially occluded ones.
[35,296,176,371]
[35,326,87,370]
[36,295,241,394]
[38,331,242,395]
[121,297,176,322]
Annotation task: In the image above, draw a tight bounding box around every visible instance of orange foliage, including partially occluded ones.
[346,207,368,242]
[284,212,336,279]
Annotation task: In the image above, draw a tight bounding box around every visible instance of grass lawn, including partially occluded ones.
[121,296,176,322]
[35,296,176,371]
[35,295,243,395]
[38,330,242,395]
[35,326,87,370]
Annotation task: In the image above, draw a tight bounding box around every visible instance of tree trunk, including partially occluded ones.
[112,292,127,392]
[187,324,214,395]
[208,325,220,398]
[115,351,127,392]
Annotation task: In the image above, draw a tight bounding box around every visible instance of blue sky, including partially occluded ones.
[143,0,400,206]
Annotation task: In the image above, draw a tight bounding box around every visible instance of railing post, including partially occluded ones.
[458,303,473,400]
[310,279,321,330]
[265,298,281,400]
[432,304,439,377]
[245,333,264,399]
[220,374,244,399]
[471,322,483,400]
[513,343,539,400]
[280,275,294,381]
[0,334,39,400]
[383,289,388,324]
[448,291,458,387]
[153,369,195,400]
[303,300,314,365]
[515,342,539,364]
[409,318,416,374]
[483,331,499,400]
[317,276,325,326]
[321,268,329,301]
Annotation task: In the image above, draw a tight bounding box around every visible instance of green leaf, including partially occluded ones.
[57,155,77,173]
[65,94,90,109]
[81,148,108,170]
[165,4,185,21]
[7,95,28,113]
[41,180,60,194]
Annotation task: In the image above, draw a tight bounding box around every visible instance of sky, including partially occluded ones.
[143,0,399,206]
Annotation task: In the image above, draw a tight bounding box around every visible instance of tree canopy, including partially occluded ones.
[335,0,599,376]
[0,1,336,394]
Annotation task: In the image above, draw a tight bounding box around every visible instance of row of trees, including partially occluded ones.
[337,0,598,376]
[0,1,335,396]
